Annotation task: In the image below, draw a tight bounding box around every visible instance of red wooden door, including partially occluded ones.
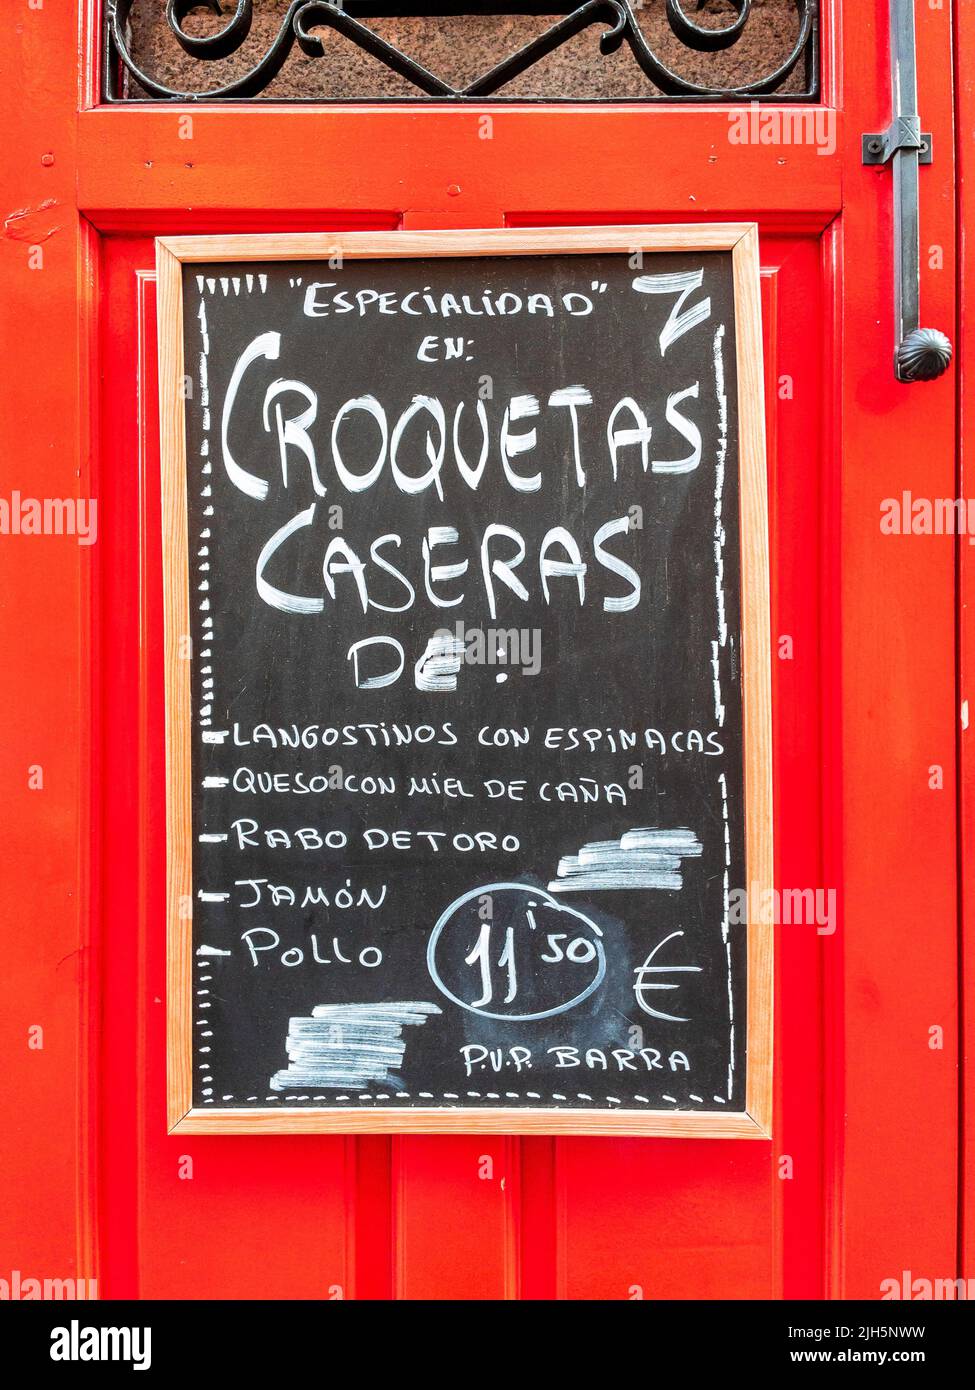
[0,1,961,1300]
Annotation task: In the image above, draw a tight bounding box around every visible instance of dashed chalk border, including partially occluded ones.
[188,265,743,1117]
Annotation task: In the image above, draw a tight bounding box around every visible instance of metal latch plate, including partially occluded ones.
[862,117,933,165]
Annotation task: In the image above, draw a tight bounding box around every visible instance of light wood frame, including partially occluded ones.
[157,226,772,1137]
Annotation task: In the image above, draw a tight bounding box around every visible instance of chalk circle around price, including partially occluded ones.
[426,882,607,1022]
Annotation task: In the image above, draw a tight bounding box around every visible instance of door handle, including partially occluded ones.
[862,0,951,381]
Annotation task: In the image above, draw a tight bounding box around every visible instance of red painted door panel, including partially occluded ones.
[93,226,824,1301]
[1,0,960,1299]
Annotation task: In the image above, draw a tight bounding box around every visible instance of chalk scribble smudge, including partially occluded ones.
[548,828,703,893]
[270,1001,441,1091]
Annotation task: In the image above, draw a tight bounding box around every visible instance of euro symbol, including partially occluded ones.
[633,930,701,1022]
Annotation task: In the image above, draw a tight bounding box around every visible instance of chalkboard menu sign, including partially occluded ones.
[157,227,771,1136]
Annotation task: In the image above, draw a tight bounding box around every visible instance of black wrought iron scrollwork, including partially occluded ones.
[666,0,749,53]
[104,1,819,102]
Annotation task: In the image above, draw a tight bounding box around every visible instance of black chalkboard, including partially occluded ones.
[159,229,771,1135]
